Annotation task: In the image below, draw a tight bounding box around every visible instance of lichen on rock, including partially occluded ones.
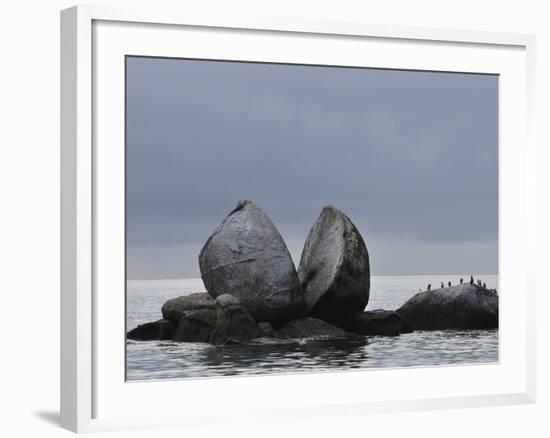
[298,205,370,323]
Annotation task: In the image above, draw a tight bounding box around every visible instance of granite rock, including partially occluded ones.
[199,200,305,324]
[210,294,259,345]
[127,319,175,341]
[396,284,498,330]
[161,292,216,324]
[173,308,217,342]
[298,206,370,323]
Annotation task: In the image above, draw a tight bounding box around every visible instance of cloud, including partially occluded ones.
[126,57,498,279]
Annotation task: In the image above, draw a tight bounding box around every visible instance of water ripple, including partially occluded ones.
[127,330,498,381]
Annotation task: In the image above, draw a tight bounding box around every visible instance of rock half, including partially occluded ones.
[199,200,305,324]
[298,206,370,322]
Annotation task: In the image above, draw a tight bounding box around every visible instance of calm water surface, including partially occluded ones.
[126,275,498,381]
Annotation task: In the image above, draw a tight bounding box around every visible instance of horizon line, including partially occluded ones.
[127,273,499,282]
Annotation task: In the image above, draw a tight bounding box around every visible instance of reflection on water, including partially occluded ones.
[126,330,498,381]
[126,275,499,381]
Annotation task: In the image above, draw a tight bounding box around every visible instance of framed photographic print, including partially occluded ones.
[61,5,536,433]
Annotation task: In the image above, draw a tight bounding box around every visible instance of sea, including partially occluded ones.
[126,275,498,381]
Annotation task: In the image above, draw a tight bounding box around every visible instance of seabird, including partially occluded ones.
[470,275,474,284]
[427,284,431,291]
[483,282,486,289]
[448,281,451,287]
[441,281,444,288]
[460,278,463,284]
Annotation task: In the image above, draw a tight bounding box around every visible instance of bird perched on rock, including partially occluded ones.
[448,281,451,287]
[427,284,431,291]
[441,281,444,288]
[470,275,474,285]
[483,282,486,289]
[460,278,463,284]
[477,279,482,287]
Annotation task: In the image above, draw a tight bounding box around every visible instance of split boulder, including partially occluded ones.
[199,200,305,324]
[298,206,370,323]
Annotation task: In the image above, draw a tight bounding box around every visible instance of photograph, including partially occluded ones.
[125,56,499,381]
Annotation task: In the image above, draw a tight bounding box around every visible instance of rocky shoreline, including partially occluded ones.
[128,201,498,344]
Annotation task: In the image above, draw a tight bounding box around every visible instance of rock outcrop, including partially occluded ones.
[279,317,347,338]
[396,284,498,330]
[127,201,499,347]
[199,200,305,324]
[161,292,215,324]
[340,310,412,336]
[173,308,217,342]
[210,294,260,345]
[127,319,175,341]
[298,206,370,323]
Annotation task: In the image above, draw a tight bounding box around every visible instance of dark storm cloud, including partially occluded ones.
[126,57,498,279]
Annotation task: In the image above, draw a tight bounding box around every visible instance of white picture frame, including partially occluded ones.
[60,4,537,433]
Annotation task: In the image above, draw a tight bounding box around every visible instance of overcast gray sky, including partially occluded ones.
[126,56,498,280]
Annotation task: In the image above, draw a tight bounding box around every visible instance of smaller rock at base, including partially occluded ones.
[396,284,498,330]
[127,319,175,341]
[257,322,283,338]
[161,293,216,324]
[279,317,347,338]
[342,310,413,336]
[173,309,217,342]
[210,294,259,345]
